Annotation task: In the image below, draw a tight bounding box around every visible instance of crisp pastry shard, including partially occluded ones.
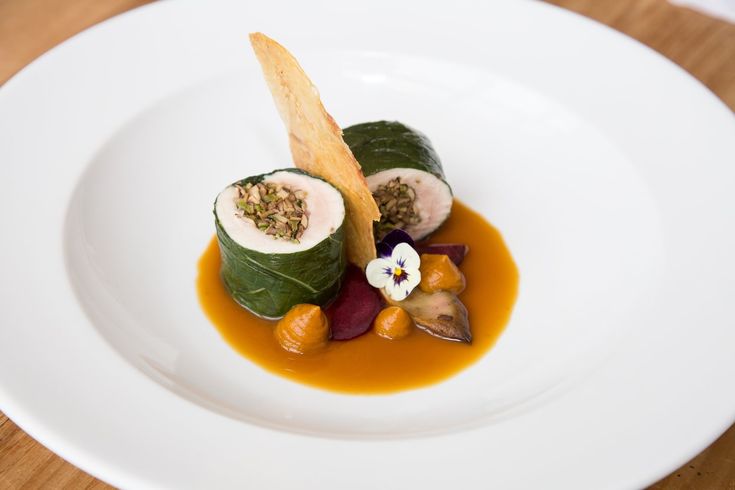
[249,32,380,268]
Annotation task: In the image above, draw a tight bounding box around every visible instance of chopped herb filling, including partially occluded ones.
[235,182,308,242]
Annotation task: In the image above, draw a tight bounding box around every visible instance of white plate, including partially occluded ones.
[1,1,735,488]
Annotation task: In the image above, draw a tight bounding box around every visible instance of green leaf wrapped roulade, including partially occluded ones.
[214,169,346,319]
[342,120,453,241]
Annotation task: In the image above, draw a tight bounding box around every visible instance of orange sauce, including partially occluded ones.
[197,200,519,394]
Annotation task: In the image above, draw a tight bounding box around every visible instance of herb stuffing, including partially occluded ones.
[235,182,308,243]
[372,177,422,240]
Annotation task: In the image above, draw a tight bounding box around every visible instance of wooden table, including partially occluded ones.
[1,0,734,488]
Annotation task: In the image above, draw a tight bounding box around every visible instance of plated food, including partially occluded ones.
[5,1,735,487]
[214,169,346,318]
[342,120,453,241]
[200,33,519,392]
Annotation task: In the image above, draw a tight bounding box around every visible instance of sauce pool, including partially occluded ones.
[197,200,519,394]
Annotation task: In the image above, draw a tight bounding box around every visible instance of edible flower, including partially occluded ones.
[376,229,414,258]
[366,230,421,301]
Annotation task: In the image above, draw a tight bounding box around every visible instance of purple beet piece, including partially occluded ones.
[416,243,469,266]
[325,264,383,340]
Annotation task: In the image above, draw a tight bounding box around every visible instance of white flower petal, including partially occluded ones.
[384,276,407,301]
[365,257,393,288]
[384,269,421,301]
[392,242,421,271]
[395,279,413,301]
[404,268,421,292]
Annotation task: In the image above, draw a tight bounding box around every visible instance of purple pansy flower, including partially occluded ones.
[376,229,415,258]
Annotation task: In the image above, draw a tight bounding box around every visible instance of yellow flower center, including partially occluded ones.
[393,267,403,277]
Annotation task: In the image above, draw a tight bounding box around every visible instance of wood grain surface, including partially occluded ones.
[1,0,734,488]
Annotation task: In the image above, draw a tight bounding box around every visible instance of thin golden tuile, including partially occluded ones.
[249,32,380,268]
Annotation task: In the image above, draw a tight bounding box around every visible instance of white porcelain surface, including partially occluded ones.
[1,1,735,489]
